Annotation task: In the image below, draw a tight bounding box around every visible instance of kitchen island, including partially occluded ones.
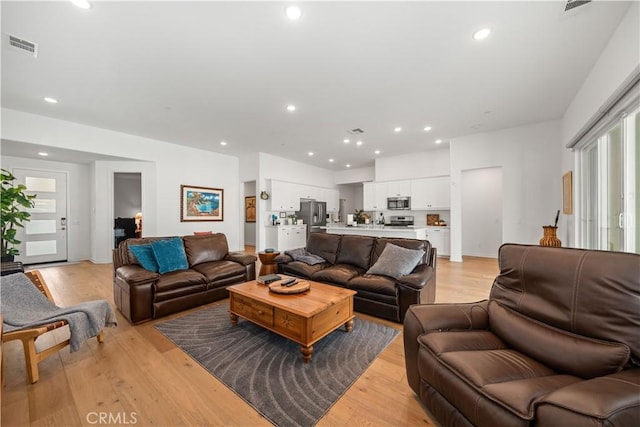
[324,225,429,240]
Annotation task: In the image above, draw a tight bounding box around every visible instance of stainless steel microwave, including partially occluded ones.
[387,196,411,210]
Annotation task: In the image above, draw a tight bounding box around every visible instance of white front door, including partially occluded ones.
[13,168,68,264]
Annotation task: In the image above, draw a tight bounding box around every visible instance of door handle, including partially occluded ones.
[618,212,624,229]
[61,217,67,231]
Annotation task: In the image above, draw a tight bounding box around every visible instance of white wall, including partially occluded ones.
[461,167,503,258]
[375,149,450,181]
[1,155,92,262]
[450,120,563,262]
[337,184,363,220]
[562,2,639,146]
[334,167,374,184]
[561,3,640,248]
[114,173,141,218]
[2,109,242,263]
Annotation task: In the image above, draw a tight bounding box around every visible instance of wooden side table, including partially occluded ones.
[258,251,280,276]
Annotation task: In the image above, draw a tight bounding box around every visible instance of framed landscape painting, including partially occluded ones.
[181,185,224,221]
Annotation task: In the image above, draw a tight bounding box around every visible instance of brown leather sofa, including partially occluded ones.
[274,233,437,323]
[113,234,256,324]
[404,243,640,426]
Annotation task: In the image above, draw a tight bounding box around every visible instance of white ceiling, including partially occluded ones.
[0,1,632,169]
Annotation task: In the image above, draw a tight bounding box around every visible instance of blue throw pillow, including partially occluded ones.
[151,237,189,274]
[129,244,159,273]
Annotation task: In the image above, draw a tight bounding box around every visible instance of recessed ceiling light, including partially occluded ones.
[329,158,334,162]
[356,141,363,146]
[286,104,296,112]
[423,126,432,132]
[343,139,350,144]
[37,152,49,157]
[308,152,314,156]
[346,164,351,168]
[44,97,58,104]
[374,150,381,155]
[435,139,443,144]
[473,28,491,41]
[220,141,227,146]
[70,0,91,9]
[394,127,402,133]
[285,6,302,20]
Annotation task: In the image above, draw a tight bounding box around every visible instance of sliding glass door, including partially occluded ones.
[577,105,638,253]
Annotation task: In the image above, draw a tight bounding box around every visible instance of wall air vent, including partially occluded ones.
[347,128,364,135]
[565,0,591,12]
[6,34,38,58]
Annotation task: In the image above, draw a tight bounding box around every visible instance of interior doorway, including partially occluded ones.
[113,173,141,248]
[461,167,503,258]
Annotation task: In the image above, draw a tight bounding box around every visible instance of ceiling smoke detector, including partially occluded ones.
[5,34,38,58]
[347,128,364,135]
[565,0,591,12]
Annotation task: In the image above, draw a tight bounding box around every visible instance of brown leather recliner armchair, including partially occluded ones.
[404,243,640,426]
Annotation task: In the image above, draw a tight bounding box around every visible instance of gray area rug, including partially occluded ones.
[155,303,399,427]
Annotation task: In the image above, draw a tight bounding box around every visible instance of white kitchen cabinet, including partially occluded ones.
[277,225,307,251]
[426,228,450,256]
[410,177,450,210]
[363,182,389,210]
[323,188,340,212]
[386,180,411,197]
[270,181,301,211]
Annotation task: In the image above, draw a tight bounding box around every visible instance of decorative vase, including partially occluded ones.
[540,226,561,247]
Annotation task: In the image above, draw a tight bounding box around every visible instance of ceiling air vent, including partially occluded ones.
[565,0,591,12]
[6,34,38,58]
[347,128,364,135]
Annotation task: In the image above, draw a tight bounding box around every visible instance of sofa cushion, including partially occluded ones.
[151,237,189,274]
[280,260,328,279]
[192,260,246,283]
[128,243,159,273]
[489,301,630,379]
[306,233,341,264]
[347,274,397,296]
[366,243,424,279]
[154,269,206,293]
[183,234,229,266]
[312,264,364,286]
[335,235,375,270]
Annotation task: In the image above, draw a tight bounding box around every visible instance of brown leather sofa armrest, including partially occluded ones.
[397,265,434,290]
[403,301,489,394]
[535,369,640,426]
[115,265,159,286]
[274,254,293,263]
[225,252,257,266]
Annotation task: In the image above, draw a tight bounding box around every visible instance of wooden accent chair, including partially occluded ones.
[1,270,105,383]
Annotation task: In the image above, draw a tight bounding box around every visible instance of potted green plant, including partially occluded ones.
[1,168,36,262]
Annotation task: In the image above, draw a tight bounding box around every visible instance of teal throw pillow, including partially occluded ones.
[129,244,159,273]
[151,237,189,274]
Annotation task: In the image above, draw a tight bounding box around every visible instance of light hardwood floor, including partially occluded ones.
[1,250,498,427]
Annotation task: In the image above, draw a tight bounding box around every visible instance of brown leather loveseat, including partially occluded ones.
[404,243,640,426]
[275,233,437,323]
[113,234,256,324]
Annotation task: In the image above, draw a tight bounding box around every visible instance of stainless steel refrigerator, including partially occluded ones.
[296,199,327,240]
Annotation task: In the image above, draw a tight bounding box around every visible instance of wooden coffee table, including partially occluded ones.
[228,279,356,363]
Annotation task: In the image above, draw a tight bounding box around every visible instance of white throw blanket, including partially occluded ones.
[1,273,117,351]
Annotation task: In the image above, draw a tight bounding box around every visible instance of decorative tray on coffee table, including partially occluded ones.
[268,279,310,294]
